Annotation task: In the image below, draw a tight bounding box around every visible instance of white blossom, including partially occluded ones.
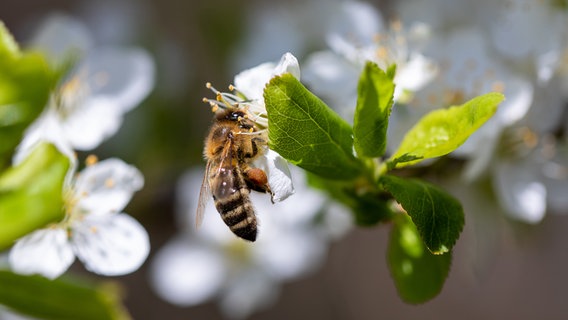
[9,158,149,279]
[150,166,350,319]
[204,52,300,202]
[15,14,155,163]
[303,0,437,120]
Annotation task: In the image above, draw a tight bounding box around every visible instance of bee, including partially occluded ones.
[196,106,273,242]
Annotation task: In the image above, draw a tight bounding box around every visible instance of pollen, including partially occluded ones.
[520,127,538,149]
[61,76,82,95]
[491,81,506,93]
[86,154,98,166]
[105,178,115,188]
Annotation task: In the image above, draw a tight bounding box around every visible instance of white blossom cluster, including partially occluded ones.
[150,53,352,319]
[8,14,155,279]
[149,1,568,317]
[238,0,568,224]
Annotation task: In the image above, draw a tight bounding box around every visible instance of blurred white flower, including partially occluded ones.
[487,0,568,83]
[0,306,38,320]
[303,0,437,120]
[15,14,155,163]
[9,158,149,279]
[150,166,351,319]
[387,28,534,179]
[231,0,344,73]
[204,52,300,201]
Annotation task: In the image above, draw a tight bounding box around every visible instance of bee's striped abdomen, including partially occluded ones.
[213,171,258,242]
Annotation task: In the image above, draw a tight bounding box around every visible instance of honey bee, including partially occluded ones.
[197,106,273,242]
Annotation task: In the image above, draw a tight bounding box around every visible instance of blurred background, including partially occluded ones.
[2,0,568,319]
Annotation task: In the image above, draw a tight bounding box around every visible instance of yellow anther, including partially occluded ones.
[491,81,506,93]
[228,84,235,91]
[105,178,115,188]
[206,82,212,89]
[85,154,98,166]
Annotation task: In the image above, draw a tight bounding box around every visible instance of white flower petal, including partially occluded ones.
[493,160,547,223]
[29,14,93,65]
[81,47,155,112]
[253,228,326,281]
[495,77,534,127]
[253,166,324,226]
[74,158,144,215]
[537,50,561,84]
[72,213,150,276]
[272,52,300,79]
[253,149,294,202]
[9,228,75,280]
[490,0,565,60]
[302,50,359,120]
[326,0,383,55]
[13,108,76,165]
[234,52,300,101]
[150,237,225,306]
[233,62,276,100]
[62,96,124,150]
[394,53,437,101]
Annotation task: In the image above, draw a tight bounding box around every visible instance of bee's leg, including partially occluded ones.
[244,167,274,203]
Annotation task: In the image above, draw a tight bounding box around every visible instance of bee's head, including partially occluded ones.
[215,109,244,121]
[226,110,245,121]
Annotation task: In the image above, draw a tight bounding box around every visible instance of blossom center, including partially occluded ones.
[202,82,268,129]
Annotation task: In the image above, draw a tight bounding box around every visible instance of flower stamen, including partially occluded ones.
[203,82,269,128]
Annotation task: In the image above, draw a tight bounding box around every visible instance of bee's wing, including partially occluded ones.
[196,160,212,228]
[196,138,235,228]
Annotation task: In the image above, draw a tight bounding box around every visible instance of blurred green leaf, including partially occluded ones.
[0,21,19,58]
[388,92,504,169]
[0,270,130,320]
[380,174,464,254]
[353,62,395,158]
[387,213,452,304]
[0,21,55,171]
[265,73,363,180]
[0,143,70,250]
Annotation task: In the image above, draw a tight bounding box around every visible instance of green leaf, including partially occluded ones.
[0,271,130,320]
[353,61,395,158]
[0,22,55,171]
[0,21,20,59]
[265,73,363,180]
[307,173,393,226]
[387,213,452,304]
[388,92,504,168]
[0,143,70,250]
[380,174,464,254]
